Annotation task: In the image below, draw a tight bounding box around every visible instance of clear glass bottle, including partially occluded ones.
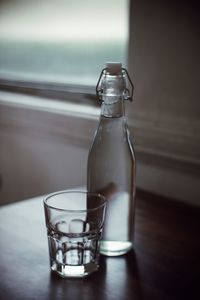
[87,63,136,256]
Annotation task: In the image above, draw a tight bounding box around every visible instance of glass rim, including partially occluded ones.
[43,190,106,213]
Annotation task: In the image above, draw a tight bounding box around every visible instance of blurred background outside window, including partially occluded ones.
[0,0,128,89]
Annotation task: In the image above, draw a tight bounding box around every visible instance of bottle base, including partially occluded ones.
[100,241,132,256]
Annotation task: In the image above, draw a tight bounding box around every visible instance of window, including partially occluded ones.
[0,0,129,99]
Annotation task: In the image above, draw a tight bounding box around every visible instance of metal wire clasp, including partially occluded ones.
[96,66,134,102]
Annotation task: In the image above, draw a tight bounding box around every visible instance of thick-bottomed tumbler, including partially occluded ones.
[43,190,106,278]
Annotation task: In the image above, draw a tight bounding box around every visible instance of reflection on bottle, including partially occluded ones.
[96,182,118,200]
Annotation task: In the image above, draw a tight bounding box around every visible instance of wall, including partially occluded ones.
[0,103,93,205]
[128,0,200,204]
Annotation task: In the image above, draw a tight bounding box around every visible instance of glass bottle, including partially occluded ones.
[87,63,136,256]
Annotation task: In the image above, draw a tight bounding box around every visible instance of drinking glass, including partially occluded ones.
[43,190,106,278]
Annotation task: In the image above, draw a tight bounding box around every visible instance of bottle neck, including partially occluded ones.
[101,99,125,118]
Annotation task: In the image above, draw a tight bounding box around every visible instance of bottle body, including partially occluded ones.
[87,63,136,256]
[87,115,136,256]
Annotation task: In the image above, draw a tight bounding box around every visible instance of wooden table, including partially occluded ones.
[0,191,199,300]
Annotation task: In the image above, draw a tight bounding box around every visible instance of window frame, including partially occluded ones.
[0,78,98,107]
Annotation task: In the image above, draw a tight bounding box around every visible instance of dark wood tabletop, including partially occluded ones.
[0,190,199,300]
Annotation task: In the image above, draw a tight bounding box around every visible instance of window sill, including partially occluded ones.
[0,90,100,120]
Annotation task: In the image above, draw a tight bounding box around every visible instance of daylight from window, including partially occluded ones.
[0,0,128,85]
